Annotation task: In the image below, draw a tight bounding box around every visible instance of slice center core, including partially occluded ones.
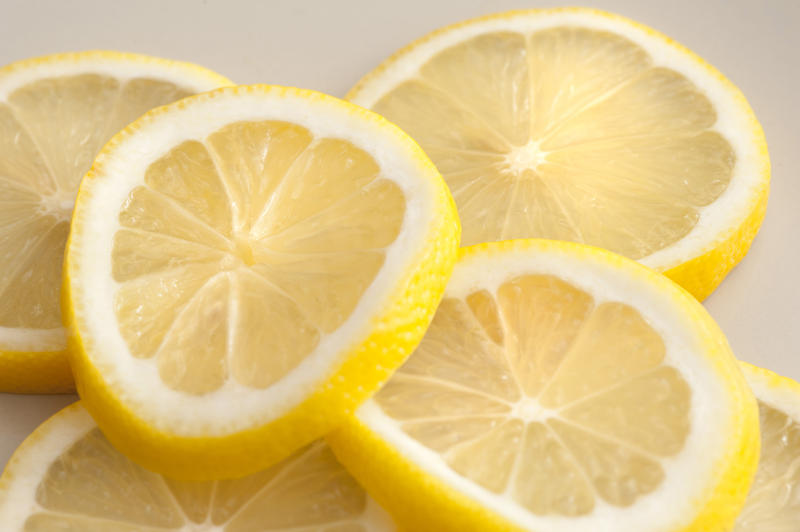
[506,141,548,176]
[233,232,257,267]
[38,192,75,220]
[512,396,556,422]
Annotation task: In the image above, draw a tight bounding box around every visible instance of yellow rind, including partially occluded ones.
[0,348,73,394]
[62,84,460,480]
[0,50,233,90]
[662,129,770,302]
[346,7,771,302]
[328,240,759,532]
[0,50,233,394]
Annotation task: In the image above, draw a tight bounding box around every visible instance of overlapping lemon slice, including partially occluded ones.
[0,402,395,531]
[62,85,459,479]
[0,51,231,393]
[347,8,770,300]
[329,240,759,532]
[734,362,800,531]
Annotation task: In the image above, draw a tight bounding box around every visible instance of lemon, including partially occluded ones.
[347,8,770,301]
[0,402,396,531]
[328,240,759,532]
[62,84,459,480]
[0,51,231,393]
[734,362,800,531]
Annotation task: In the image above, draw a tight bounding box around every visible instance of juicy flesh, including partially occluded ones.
[375,274,691,516]
[734,402,800,531]
[25,431,373,531]
[111,121,406,394]
[371,27,735,255]
[0,73,193,330]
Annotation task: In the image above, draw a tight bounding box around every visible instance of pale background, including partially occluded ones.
[1,0,798,469]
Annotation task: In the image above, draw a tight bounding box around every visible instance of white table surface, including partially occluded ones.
[1,0,798,470]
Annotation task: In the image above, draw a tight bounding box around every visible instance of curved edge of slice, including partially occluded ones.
[346,7,770,302]
[0,403,93,529]
[0,50,233,98]
[61,84,461,480]
[661,178,768,301]
[740,362,800,412]
[0,347,73,394]
[0,402,398,531]
[0,51,234,394]
[735,361,800,530]
[327,239,759,532]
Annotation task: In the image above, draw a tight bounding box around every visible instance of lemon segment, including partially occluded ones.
[735,362,800,531]
[63,84,460,480]
[348,8,770,300]
[0,51,232,393]
[328,240,759,532]
[0,403,396,531]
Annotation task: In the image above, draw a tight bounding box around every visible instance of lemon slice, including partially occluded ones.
[734,362,800,531]
[0,51,231,393]
[0,402,396,531]
[348,8,770,301]
[63,85,459,480]
[328,240,759,532]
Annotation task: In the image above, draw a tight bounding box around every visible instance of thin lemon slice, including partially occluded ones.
[348,8,770,301]
[0,402,395,531]
[328,240,759,532]
[63,85,459,480]
[735,362,800,531]
[0,51,231,393]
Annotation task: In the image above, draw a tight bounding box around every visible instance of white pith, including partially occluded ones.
[741,365,800,429]
[356,242,737,532]
[68,86,441,436]
[0,53,230,354]
[0,403,396,531]
[349,9,767,273]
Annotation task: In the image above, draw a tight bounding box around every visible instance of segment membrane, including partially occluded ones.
[112,120,405,393]
[256,137,381,236]
[446,418,525,493]
[526,27,652,139]
[538,301,666,409]
[31,428,183,528]
[399,297,520,402]
[26,430,373,531]
[561,366,691,456]
[156,274,231,394]
[496,275,593,398]
[0,217,66,328]
[105,79,192,140]
[377,374,511,420]
[376,274,690,516]
[143,140,234,239]
[419,31,531,145]
[373,80,510,154]
[0,104,56,194]
[206,121,313,233]
[547,418,665,507]
[371,26,734,253]
[226,444,367,531]
[513,422,595,516]
[163,478,214,524]
[0,74,203,331]
[9,74,121,191]
[114,264,220,359]
[229,271,320,389]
